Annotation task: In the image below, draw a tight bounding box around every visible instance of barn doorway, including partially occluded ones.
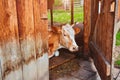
[48,0,101,80]
[48,0,84,69]
[48,0,118,80]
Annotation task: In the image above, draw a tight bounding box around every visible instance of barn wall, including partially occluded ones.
[0,0,23,80]
[0,0,48,80]
[89,0,116,80]
[16,0,37,80]
[118,0,120,20]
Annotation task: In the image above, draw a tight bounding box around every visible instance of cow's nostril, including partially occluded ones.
[73,47,76,50]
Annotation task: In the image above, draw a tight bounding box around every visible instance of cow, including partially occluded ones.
[48,24,80,58]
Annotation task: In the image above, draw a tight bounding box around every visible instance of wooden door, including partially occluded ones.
[89,0,116,80]
[0,0,49,80]
[16,0,48,80]
[0,0,23,80]
[33,0,49,80]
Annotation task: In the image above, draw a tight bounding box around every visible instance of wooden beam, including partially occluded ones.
[71,0,74,24]
[84,0,91,56]
[90,41,111,80]
[34,0,49,79]
[118,0,120,20]
[16,0,37,80]
[0,0,23,79]
[50,9,53,26]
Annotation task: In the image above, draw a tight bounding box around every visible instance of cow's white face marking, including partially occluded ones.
[60,24,79,52]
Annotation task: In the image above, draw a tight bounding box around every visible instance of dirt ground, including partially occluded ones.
[114,46,120,61]
[113,46,120,80]
[50,58,101,80]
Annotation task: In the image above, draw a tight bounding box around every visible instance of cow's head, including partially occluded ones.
[51,24,80,52]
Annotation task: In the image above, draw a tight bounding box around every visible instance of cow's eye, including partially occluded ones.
[64,34,67,36]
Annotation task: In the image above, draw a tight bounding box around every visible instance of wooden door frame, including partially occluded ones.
[84,0,118,80]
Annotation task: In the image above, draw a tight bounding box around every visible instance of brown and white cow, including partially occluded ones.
[48,24,80,58]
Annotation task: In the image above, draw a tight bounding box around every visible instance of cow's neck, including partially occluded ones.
[59,34,66,49]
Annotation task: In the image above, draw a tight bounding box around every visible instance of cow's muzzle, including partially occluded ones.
[69,45,79,52]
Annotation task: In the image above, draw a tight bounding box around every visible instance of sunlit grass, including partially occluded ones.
[115,60,120,66]
[116,31,120,46]
[48,7,83,24]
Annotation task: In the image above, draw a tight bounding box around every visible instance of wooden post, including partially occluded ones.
[0,0,23,80]
[0,60,2,80]
[47,0,54,26]
[84,0,91,56]
[50,8,53,26]
[16,0,37,80]
[71,0,74,24]
[118,0,120,20]
[33,0,49,80]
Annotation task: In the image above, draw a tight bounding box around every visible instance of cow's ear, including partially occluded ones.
[73,27,80,35]
[51,26,61,33]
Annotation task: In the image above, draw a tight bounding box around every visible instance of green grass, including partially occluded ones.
[115,31,120,66]
[116,31,120,46]
[115,60,120,66]
[48,7,83,24]
[54,0,62,7]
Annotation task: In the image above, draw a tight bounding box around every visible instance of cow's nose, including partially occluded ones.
[72,46,78,51]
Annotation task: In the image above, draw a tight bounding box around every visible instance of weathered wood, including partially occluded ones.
[16,0,37,80]
[118,0,120,20]
[90,42,111,80]
[50,9,53,26]
[0,0,23,80]
[90,0,99,39]
[33,0,49,80]
[90,0,115,80]
[0,61,2,80]
[84,0,91,56]
[47,0,54,9]
[49,51,76,70]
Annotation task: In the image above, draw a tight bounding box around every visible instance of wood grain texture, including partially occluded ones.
[118,0,120,20]
[84,0,91,56]
[16,0,37,80]
[0,0,22,80]
[33,0,49,80]
[0,0,49,80]
[90,0,115,80]
[33,0,48,59]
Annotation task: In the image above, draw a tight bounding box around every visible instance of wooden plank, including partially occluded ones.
[90,42,111,80]
[16,0,37,80]
[90,1,115,80]
[0,0,23,80]
[118,0,120,20]
[33,0,49,80]
[0,60,2,80]
[47,0,54,9]
[50,9,53,26]
[49,51,76,70]
[91,0,114,63]
[105,13,114,63]
[84,0,91,56]
[90,0,99,40]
